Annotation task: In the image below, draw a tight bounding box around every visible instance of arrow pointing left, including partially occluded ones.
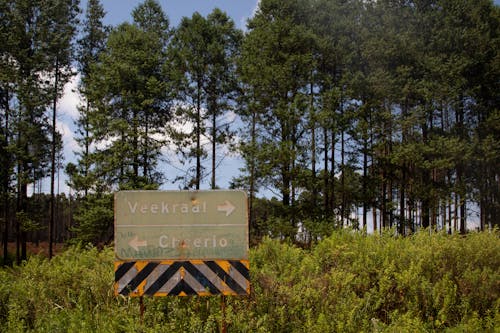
[129,235,148,251]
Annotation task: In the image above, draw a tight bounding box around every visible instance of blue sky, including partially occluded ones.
[84,0,259,29]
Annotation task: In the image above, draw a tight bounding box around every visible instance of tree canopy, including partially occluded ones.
[0,0,499,254]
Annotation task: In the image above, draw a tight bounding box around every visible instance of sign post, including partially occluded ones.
[114,190,250,297]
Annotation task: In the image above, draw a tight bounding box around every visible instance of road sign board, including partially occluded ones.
[114,190,248,261]
[114,260,250,296]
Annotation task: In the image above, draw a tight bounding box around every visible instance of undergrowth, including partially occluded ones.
[0,230,498,332]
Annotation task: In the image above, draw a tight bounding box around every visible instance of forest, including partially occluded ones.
[1,0,500,264]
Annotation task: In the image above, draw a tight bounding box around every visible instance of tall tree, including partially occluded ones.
[0,0,15,264]
[168,9,242,190]
[168,13,210,189]
[1,0,75,262]
[86,15,170,190]
[42,0,80,258]
[205,9,242,189]
[240,0,315,233]
[71,0,108,197]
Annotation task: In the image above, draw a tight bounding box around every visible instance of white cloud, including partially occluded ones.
[58,72,81,120]
[56,121,78,158]
[241,0,260,31]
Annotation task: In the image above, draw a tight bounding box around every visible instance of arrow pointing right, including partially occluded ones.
[217,200,236,217]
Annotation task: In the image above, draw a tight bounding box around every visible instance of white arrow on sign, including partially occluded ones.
[217,200,236,217]
[129,235,148,251]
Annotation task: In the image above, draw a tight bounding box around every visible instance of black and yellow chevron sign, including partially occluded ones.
[114,260,250,296]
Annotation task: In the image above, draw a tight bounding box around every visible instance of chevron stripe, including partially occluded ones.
[115,260,250,296]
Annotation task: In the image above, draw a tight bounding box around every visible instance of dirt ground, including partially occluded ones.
[1,242,66,259]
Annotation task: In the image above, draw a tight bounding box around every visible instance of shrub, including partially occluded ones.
[0,230,498,332]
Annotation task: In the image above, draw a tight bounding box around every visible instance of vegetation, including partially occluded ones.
[0,230,498,332]
[1,1,498,331]
[0,0,499,261]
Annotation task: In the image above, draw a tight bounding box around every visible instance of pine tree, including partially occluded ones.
[239,0,315,233]
[168,10,242,190]
[41,0,80,258]
[71,0,108,197]
[86,18,170,189]
[2,0,75,261]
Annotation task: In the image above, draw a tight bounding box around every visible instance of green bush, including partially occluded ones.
[0,230,498,332]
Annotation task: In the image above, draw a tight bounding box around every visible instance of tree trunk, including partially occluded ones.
[49,56,59,259]
[211,107,216,190]
[195,83,202,190]
[323,127,329,215]
[2,88,10,264]
[249,109,256,235]
[362,140,368,230]
[310,81,317,211]
[399,167,406,235]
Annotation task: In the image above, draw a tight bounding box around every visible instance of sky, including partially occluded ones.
[56,1,260,196]
[96,0,259,30]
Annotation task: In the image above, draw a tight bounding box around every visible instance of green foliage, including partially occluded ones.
[70,193,114,245]
[85,15,170,190]
[1,231,498,332]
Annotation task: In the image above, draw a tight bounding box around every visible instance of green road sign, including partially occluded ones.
[114,190,248,260]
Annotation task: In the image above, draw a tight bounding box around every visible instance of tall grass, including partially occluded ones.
[1,230,498,332]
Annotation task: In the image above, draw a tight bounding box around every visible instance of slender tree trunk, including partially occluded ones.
[16,177,28,264]
[2,89,9,264]
[249,109,256,235]
[84,102,90,197]
[362,139,368,230]
[370,111,377,233]
[399,168,406,235]
[459,186,466,234]
[381,173,387,229]
[211,108,216,190]
[49,57,59,259]
[133,109,139,181]
[340,119,345,224]
[16,160,21,265]
[144,111,149,182]
[196,83,201,190]
[310,81,317,211]
[456,95,466,234]
[323,127,329,215]
[448,193,452,234]
[330,131,336,216]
